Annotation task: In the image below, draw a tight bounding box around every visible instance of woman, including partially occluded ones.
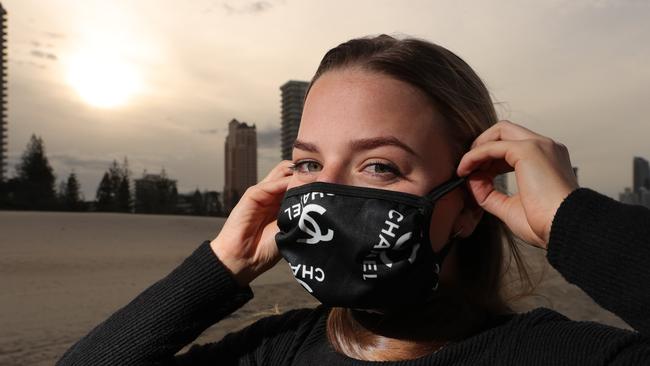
[57,35,649,365]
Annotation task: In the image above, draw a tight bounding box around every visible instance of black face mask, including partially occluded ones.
[275,177,465,310]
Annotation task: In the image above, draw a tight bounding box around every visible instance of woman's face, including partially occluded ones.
[288,67,481,255]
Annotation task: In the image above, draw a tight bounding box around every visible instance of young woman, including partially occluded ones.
[57,35,649,365]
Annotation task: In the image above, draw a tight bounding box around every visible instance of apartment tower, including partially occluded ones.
[223,118,257,213]
[280,80,309,161]
[0,4,7,182]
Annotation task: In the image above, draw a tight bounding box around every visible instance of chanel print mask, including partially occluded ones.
[275,177,465,310]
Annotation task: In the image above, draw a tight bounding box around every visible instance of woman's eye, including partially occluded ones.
[292,160,322,173]
[364,162,402,177]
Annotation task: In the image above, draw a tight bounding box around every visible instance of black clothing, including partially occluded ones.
[56,188,650,365]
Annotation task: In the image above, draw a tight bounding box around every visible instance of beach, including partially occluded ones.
[0,210,629,365]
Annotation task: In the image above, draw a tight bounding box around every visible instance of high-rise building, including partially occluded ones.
[494,174,508,193]
[223,118,257,213]
[619,187,637,205]
[0,4,7,182]
[280,80,309,160]
[640,187,650,208]
[633,157,650,194]
[619,157,650,208]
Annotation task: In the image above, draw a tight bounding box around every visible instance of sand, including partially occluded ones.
[0,210,629,366]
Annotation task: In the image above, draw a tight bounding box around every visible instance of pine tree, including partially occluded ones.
[63,172,83,211]
[57,179,67,205]
[191,188,204,215]
[96,157,132,212]
[116,157,132,212]
[96,172,115,211]
[157,168,178,214]
[14,134,57,210]
[108,160,122,195]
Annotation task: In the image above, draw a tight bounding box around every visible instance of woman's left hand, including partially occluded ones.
[457,120,579,249]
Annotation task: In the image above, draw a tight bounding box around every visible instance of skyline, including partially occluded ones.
[2,0,650,200]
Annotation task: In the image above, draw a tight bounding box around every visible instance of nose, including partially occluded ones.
[315,161,348,185]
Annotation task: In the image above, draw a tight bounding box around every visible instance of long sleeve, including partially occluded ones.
[547,187,650,335]
[56,240,254,366]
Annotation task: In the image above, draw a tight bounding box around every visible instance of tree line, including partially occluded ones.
[0,134,223,216]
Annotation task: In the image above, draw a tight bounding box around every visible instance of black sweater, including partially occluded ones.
[56,188,650,365]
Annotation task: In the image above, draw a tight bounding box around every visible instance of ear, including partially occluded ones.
[452,190,484,238]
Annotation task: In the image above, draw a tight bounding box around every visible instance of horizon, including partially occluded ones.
[2,0,650,200]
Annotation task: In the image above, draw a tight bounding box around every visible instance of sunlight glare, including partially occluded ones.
[66,52,142,108]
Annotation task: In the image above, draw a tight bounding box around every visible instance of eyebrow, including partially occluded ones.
[293,136,418,157]
[293,139,320,153]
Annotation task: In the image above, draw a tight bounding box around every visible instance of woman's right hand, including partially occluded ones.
[210,160,294,287]
[457,121,579,249]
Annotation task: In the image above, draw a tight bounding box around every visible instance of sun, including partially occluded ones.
[66,51,142,108]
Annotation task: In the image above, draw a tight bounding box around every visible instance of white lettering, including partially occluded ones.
[381,220,400,237]
[363,260,378,272]
[374,234,391,249]
[289,262,325,282]
[302,264,314,279]
[300,192,334,205]
[284,203,301,220]
[315,268,325,282]
[388,209,404,222]
[361,209,410,279]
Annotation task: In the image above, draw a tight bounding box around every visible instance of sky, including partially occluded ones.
[2,0,649,200]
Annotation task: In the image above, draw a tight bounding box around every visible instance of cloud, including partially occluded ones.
[30,50,57,60]
[12,59,47,69]
[3,152,109,178]
[196,128,225,135]
[222,1,274,15]
[28,40,54,48]
[196,125,280,149]
[43,31,66,39]
[27,36,59,63]
[48,153,115,173]
[257,127,280,149]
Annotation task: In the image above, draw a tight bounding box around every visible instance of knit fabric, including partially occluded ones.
[56,188,650,365]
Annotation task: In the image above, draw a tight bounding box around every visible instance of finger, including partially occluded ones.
[471,120,543,148]
[457,140,524,177]
[245,174,292,207]
[476,158,514,176]
[466,171,511,221]
[260,160,294,183]
[466,172,536,241]
[464,172,536,242]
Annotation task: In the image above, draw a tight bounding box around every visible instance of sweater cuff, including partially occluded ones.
[545,187,650,327]
[179,240,255,310]
[546,188,613,281]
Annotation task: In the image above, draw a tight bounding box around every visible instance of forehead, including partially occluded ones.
[298,68,453,166]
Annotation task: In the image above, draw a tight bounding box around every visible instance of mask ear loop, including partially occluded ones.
[425,176,467,263]
[426,176,467,202]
